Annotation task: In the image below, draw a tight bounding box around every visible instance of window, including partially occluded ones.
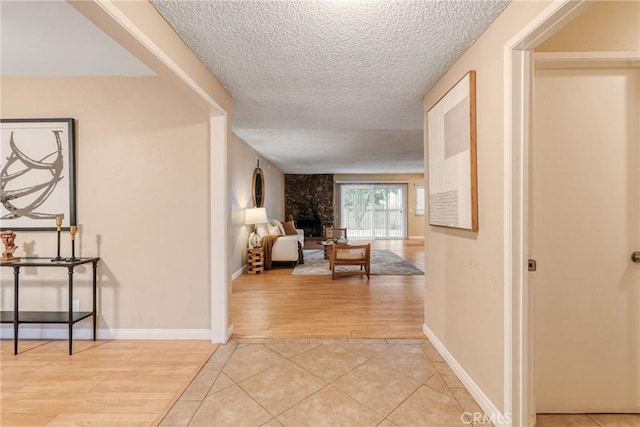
[416,186,425,216]
[336,183,407,239]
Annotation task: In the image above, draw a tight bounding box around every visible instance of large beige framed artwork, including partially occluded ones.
[427,70,478,231]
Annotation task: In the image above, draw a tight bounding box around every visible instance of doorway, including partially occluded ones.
[531,65,640,414]
[336,183,408,239]
[503,1,640,424]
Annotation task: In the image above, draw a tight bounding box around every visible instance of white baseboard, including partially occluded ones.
[232,265,245,280]
[423,324,510,427]
[107,329,211,340]
[226,324,234,342]
[1,325,211,340]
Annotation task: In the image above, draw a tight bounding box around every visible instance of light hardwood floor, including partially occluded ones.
[1,339,216,426]
[232,239,425,338]
[1,239,424,426]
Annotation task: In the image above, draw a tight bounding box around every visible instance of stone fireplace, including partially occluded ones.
[296,219,322,238]
[285,174,334,237]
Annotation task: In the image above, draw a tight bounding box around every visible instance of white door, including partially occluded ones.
[532,67,640,412]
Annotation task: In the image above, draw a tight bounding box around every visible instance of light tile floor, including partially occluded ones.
[159,338,640,427]
[537,414,640,427]
[159,338,487,427]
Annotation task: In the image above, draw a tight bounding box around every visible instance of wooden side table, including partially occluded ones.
[322,241,334,260]
[247,247,264,274]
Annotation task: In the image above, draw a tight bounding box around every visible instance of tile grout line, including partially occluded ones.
[418,341,479,406]
[441,373,470,417]
[235,378,282,422]
[184,343,236,427]
[302,342,424,422]
[284,342,368,384]
[257,340,389,422]
[379,378,427,424]
[357,344,441,422]
[230,342,331,423]
[585,414,606,427]
[326,347,392,420]
[421,341,481,419]
[261,342,334,422]
[184,339,473,427]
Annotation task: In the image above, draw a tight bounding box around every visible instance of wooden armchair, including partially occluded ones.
[331,243,371,280]
[323,227,347,241]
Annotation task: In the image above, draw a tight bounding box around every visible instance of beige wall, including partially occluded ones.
[70,0,234,339]
[422,0,552,410]
[229,134,285,274]
[1,76,212,330]
[333,173,425,238]
[77,0,233,115]
[537,1,640,52]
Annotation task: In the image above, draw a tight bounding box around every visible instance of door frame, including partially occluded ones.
[503,1,588,425]
[79,0,232,343]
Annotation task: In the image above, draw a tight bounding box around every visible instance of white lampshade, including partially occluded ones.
[245,207,268,225]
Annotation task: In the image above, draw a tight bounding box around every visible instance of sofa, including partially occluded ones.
[255,219,305,265]
[272,229,304,264]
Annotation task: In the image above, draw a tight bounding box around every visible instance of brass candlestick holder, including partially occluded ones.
[52,216,64,262]
[66,225,78,261]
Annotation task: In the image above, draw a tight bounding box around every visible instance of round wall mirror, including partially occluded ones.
[252,167,265,208]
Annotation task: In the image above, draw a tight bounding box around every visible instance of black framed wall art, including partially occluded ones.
[0,118,77,231]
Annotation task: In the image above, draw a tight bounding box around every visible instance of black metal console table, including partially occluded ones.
[1,257,100,355]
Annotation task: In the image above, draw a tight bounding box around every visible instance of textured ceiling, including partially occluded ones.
[151,0,509,174]
[1,1,154,77]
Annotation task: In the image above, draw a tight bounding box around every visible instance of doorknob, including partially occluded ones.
[632,251,640,263]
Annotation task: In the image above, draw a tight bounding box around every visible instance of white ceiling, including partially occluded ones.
[151,0,510,174]
[1,1,509,174]
[0,1,154,77]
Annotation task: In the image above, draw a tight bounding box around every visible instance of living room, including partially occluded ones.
[228,149,426,280]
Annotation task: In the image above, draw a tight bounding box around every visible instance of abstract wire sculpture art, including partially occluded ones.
[2,129,64,219]
[0,119,76,231]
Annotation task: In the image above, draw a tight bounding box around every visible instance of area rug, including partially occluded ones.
[292,249,423,276]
